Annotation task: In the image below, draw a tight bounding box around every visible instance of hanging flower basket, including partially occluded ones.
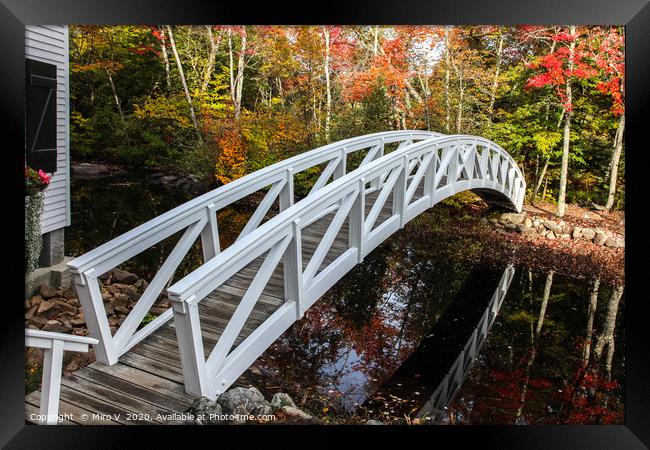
[25,167,52,274]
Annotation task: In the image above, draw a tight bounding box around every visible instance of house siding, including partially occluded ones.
[25,25,70,234]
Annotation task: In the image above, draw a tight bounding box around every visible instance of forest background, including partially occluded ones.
[69,25,625,215]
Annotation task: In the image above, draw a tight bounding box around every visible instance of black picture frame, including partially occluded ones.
[2,1,648,447]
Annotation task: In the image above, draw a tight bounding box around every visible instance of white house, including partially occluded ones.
[25,25,70,267]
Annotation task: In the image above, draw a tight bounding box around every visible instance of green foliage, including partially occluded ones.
[68,25,624,210]
[25,364,42,394]
[25,193,43,274]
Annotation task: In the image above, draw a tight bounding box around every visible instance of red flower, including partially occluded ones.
[37,169,51,185]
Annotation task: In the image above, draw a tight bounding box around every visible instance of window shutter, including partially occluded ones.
[25,58,58,173]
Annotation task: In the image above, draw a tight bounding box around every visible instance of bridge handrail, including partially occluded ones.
[67,129,440,365]
[168,135,523,302]
[165,134,526,398]
[68,130,438,275]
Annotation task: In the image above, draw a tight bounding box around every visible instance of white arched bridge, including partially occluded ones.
[26,131,525,423]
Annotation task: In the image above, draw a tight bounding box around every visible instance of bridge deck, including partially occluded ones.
[25,187,416,424]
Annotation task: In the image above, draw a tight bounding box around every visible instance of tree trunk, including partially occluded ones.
[593,284,624,369]
[234,29,247,120]
[166,26,202,142]
[456,67,464,133]
[536,270,553,336]
[515,270,553,423]
[159,26,171,93]
[582,278,600,366]
[557,25,576,218]
[201,26,221,92]
[605,114,625,211]
[444,27,451,133]
[488,32,505,121]
[228,29,235,108]
[323,26,332,143]
[532,158,549,202]
[104,68,124,123]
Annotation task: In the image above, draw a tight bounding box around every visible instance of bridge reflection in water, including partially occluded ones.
[417,265,515,422]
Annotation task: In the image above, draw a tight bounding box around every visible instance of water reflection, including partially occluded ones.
[68,170,624,424]
[418,264,515,422]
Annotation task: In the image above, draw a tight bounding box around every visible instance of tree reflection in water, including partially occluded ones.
[68,172,624,424]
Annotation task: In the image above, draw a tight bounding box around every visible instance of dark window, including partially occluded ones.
[26,58,58,173]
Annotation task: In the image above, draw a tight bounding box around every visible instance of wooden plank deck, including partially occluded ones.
[25,183,428,425]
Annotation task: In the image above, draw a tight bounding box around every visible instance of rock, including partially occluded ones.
[532,218,541,227]
[271,393,297,410]
[98,271,112,283]
[559,233,571,240]
[518,226,536,237]
[70,316,86,326]
[217,387,272,417]
[25,304,38,319]
[189,397,224,425]
[61,286,77,299]
[543,220,562,233]
[505,223,518,230]
[28,316,49,328]
[42,320,72,333]
[604,235,625,248]
[48,300,79,317]
[276,406,312,421]
[539,227,548,237]
[366,420,384,425]
[39,284,58,299]
[30,295,43,307]
[480,217,489,225]
[114,306,131,315]
[112,293,131,309]
[572,227,583,240]
[581,228,596,240]
[72,163,110,178]
[500,213,525,225]
[523,217,533,228]
[134,279,149,292]
[111,268,139,284]
[488,218,499,225]
[593,230,607,246]
[546,231,556,240]
[37,299,54,314]
[107,285,122,295]
[121,285,140,301]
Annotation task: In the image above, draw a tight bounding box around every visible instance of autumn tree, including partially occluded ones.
[525,26,597,216]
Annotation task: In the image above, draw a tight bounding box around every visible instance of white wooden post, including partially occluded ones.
[73,271,117,365]
[425,145,437,207]
[350,178,366,263]
[394,154,408,228]
[25,329,98,425]
[172,298,210,397]
[39,339,63,424]
[285,220,305,319]
[333,148,347,180]
[370,139,385,190]
[448,143,459,185]
[279,168,300,316]
[200,203,220,261]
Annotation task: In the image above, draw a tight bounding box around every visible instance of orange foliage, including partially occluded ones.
[214,125,247,185]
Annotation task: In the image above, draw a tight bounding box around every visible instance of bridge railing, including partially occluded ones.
[67,130,439,365]
[417,264,515,422]
[166,135,526,398]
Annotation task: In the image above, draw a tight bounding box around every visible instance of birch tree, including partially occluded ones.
[166,25,202,141]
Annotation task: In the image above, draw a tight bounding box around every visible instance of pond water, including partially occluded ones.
[67,169,624,425]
